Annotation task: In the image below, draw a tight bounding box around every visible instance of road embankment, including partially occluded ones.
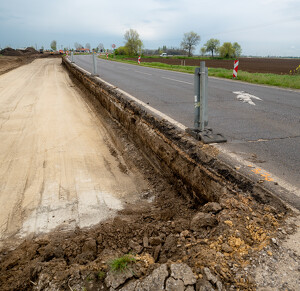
[62,57,288,212]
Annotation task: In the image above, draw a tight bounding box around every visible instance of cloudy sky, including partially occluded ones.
[1,0,299,56]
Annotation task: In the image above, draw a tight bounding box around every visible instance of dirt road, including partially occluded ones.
[0,58,147,247]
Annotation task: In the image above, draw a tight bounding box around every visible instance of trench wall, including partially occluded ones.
[62,58,287,211]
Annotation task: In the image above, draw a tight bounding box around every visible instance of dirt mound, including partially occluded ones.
[0,181,288,290]
[0,47,23,56]
[0,47,39,56]
[18,47,39,54]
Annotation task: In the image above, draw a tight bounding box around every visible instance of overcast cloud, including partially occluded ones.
[1,0,299,56]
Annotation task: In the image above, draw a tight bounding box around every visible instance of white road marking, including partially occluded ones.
[134,70,152,76]
[161,76,193,85]
[233,91,262,105]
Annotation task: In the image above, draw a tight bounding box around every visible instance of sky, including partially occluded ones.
[0,0,300,57]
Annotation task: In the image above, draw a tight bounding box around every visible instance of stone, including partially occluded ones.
[149,236,162,246]
[105,268,134,289]
[196,279,215,291]
[119,280,138,291]
[138,264,169,291]
[143,236,149,248]
[154,244,162,262]
[166,277,185,291]
[202,202,222,214]
[170,263,197,285]
[180,230,190,237]
[190,212,218,231]
[203,267,217,284]
[216,281,223,291]
[129,240,143,254]
[221,243,233,253]
[185,286,195,291]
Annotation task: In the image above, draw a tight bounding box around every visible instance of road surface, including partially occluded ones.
[72,55,300,196]
[0,58,147,246]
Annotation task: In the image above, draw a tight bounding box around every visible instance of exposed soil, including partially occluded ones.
[129,57,300,75]
[0,48,61,75]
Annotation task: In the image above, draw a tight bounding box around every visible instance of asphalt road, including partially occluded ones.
[71,55,300,195]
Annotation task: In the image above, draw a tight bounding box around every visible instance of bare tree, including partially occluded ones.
[74,42,83,50]
[97,43,104,52]
[85,43,91,50]
[181,31,200,57]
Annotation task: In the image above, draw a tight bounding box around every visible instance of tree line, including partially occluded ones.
[116,29,242,58]
[50,29,242,58]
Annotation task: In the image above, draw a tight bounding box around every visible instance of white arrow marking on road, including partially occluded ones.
[233,91,262,106]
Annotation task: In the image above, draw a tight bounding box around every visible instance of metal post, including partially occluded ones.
[194,61,208,130]
[194,67,201,129]
[71,51,74,63]
[92,50,98,76]
[187,61,227,143]
[199,61,208,130]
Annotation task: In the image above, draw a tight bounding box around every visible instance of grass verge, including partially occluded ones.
[100,56,300,89]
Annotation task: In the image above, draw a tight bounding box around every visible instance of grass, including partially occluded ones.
[100,55,300,89]
[109,254,136,272]
[97,271,106,280]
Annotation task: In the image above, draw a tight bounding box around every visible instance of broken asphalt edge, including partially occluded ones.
[62,57,298,214]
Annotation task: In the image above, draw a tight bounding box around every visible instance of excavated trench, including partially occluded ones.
[0,57,294,291]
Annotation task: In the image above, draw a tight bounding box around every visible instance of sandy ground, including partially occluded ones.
[0,58,147,247]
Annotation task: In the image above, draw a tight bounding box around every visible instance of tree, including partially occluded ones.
[115,46,127,55]
[50,40,57,51]
[85,43,91,50]
[181,31,200,57]
[203,38,220,57]
[219,42,235,58]
[219,42,242,58]
[200,47,206,56]
[124,29,143,56]
[233,42,242,57]
[97,43,104,52]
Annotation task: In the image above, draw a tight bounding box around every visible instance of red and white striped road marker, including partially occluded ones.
[138,56,141,64]
[106,53,108,59]
[233,60,239,78]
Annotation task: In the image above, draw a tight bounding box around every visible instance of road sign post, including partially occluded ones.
[186,61,227,143]
[91,50,98,76]
[233,60,239,78]
[71,51,74,63]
